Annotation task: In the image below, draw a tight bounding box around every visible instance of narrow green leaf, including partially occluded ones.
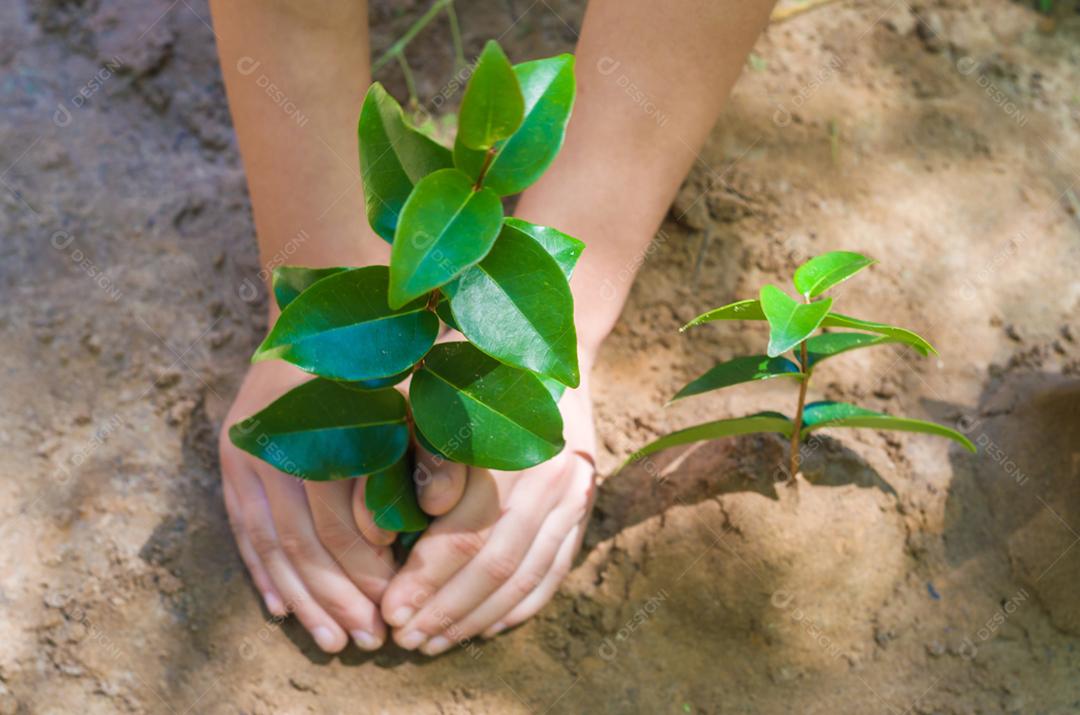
[455,55,575,196]
[801,401,975,452]
[804,332,899,367]
[389,168,503,307]
[434,297,461,332]
[358,83,453,242]
[365,454,429,532]
[444,224,579,386]
[793,251,875,298]
[272,266,349,310]
[228,379,409,480]
[623,414,793,468]
[759,285,832,357]
[456,41,525,151]
[671,355,801,402]
[681,299,766,331]
[822,313,936,356]
[503,217,584,279]
[410,342,564,470]
[682,299,935,357]
[254,266,438,381]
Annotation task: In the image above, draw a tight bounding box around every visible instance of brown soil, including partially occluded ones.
[3,0,1080,713]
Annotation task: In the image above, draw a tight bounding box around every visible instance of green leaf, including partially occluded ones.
[671,355,801,402]
[228,379,409,480]
[682,299,936,357]
[414,423,452,461]
[792,251,875,298]
[336,369,412,391]
[503,218,584,279]
[537,375,567,402]
[434,297,460,332]
[803,332,899,367]
[389,168,503,307]
[410,342,564,470]
[801,401,975,452]
[822,313,936,356]
[759,285,832,358]
[365,454,429,532]
[359,83,453,242]
[272,266,348,310]
[456,41,525,151]
[681,299,765,331]
[253,266,438,381]
[623,414,793,468]
[455,55,575,196]
[444,224,579,386]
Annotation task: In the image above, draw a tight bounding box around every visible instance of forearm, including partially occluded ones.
[516,0,776,355]
[210,0,384,306]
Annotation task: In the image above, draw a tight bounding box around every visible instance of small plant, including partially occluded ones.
[229,41,581,534]
[626,251,975,478]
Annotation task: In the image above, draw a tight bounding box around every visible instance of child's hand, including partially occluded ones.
[379,379,597,655]
[219,360,402,653]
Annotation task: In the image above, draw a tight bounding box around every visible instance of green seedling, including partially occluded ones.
[230,41,580,534]
[626,251,975,479]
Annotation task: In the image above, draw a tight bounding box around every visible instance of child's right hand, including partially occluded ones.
[219,360,418,652]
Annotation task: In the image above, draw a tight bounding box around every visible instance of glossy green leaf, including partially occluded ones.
[759,285,832,358]
[389,168,503,307]
[415,423,452,461]
[793,251,874,298]
[671,355,801,402]
[358,83,453,242]
[623,414,793,468]
[822,313,936,356]
[365,455,429,532]
[538,375,567,402]
[455,55,575,196]
[682,299,935,357]
[410,342,564,470]
[337,369,411,391]
[502,217,584,279]
[434,297,460,331]
[803,332,899,367]
[253,266,438,381]
[800,401,975,452]
[444,224,579,386]
[456,41,524,151]
[272,266,348,310]
[228,379,409,480]
[681,299,766,330]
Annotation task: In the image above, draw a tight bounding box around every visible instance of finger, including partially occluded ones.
[224,456,347,653]
[223,477,284,616]
[418,491,583,653]
[380,468,505,635]
[402,461,567,651]
[306,479,397,605]
[484,521,582,637]
[349,474,399,547]
[261,472,386,651]
[414,445,467,516]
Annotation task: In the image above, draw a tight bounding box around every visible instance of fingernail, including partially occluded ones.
[422,636,452,656]
[388,607,415,627]
[263,592,285,616]
[312,626,338,652]
[485,622,507,638]
[351,630,381,651]
[398,630,427,650]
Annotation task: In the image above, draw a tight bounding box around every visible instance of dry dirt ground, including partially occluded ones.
[2,0,1080,713]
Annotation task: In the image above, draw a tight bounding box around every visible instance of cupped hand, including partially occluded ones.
[220,359,404,652]
[380,376,597,655]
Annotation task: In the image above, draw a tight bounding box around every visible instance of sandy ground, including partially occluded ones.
[2,0,1080,712]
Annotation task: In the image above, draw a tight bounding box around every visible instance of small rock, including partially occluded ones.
[1004,324,1022,342]
[916,12,947,53]
[925,641,946,657]
[289,675,318,694]
[153,367,182,389]
[156,570,184,595]
[43,590,69,609]
[81,333,102,355]
[1061,324,1074,343]
[208,328,233,349]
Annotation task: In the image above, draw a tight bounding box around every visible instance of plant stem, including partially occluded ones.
[372,0,454,74]
[446,0,467,71]
[788,341,810,481]
[473,147,498,189]
[396,53,420,110]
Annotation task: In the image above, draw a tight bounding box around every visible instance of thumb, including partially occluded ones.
[413,444,467,516]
